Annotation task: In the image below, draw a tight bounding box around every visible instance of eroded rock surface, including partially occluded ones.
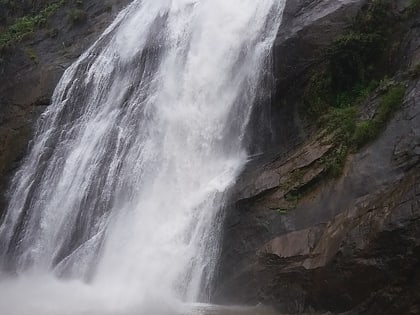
[217,80,420,315]
[0,0,419,314]
[0,0,131,216]
[216,0,420,314]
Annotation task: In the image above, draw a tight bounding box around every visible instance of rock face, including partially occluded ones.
[215,0,420,314]
[0,0,419,314]
[266,0,368,156]
[274,0,367,91]
[216,80,420,314]
[0,0,130,216]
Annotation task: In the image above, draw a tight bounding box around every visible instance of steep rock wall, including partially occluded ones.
[216,0,420,314]
[0,0,131,217]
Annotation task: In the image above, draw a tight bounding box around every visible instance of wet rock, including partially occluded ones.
[267,0,368,163]
[0,0,131,218]
[273,0,368,93]
[217,78,420,314]
[216,0,420,313]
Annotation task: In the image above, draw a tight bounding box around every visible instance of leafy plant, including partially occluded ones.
[352,85,405,148]
[407,0,420,14]
[304,0,399,117]
[24,47,38,63]
[0,0,64,53]
[68,8,87,24]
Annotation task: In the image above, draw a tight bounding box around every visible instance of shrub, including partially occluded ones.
[0,0,64,53]
[352,84,406,149]
[303,69,332,118]
[408,0,420,14]
[303,0,399,117]
[325,106,357,141]
[325,145,349,178]
[375,84,406,122]
[68,8,87,24]
[408,63,420,78]
[104,1,113,12]
[24,47,38,63]
[327,32,384,91]
[352,121,378,148]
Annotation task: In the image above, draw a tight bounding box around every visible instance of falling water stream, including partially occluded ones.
[0,0,285,314]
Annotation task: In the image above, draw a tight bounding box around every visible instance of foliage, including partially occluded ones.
[324,145,349,178]
[301,0,409,177]
[104,1,113,12]
[324,107,357,140]
[279,83,405,205]
[352,84,406,148]
[0,0,64,53]
[284,191,300,209]
[407,0,420,14]
[68,8,87,24]
[327,32,384,91]
[407,63,420,79]
[276,0,409,208]
[24,46,38,63]
[0,0,63,26]
[314,83,405,178]
[304,0,398,117]
[303,69,332,117]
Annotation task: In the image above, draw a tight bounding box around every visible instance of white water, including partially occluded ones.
[0,0,284,314]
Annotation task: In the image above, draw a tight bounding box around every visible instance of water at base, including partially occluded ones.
[0,0,285,314]
[0,275,280,315]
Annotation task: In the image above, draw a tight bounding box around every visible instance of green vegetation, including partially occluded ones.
[24,47,38,63]
[352,85,406,148]
[284,191,300,209]
[322,107,357,177]
[0,0,93,56]
[0,0,56,25]
[408,0,420,14]
[324,145,350,178]
[68,8,87,24]
[269,0,413,211]
[104,1,113,12]
[302,0,409,177]
[319,83,406,178]
[304,0,399,117]
[407,63,420,79]
[0,0,64,53]
[269,0,414,211]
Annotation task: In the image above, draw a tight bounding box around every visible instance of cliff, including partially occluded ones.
[0,0,130,215]
[0,0,419,314]
[215,0,420,314]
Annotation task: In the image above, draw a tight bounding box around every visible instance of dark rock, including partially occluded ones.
[0,0,131,218]
[267,0,368,161]
[273,0,367,93]
[0,0,419,314]
[216,78,420,314]
[216,0,420,314]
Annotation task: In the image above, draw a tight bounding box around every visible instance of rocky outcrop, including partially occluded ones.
[0,0,131,216]
[274,0,368,91]
[268,0,369,157]
[215,0,420,314]
[0,0,419,314]
[216,78,420,313]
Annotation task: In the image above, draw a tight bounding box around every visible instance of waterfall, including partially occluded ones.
[0,0,284,314]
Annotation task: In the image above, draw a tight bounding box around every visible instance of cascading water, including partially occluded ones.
[0,0,285,314]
